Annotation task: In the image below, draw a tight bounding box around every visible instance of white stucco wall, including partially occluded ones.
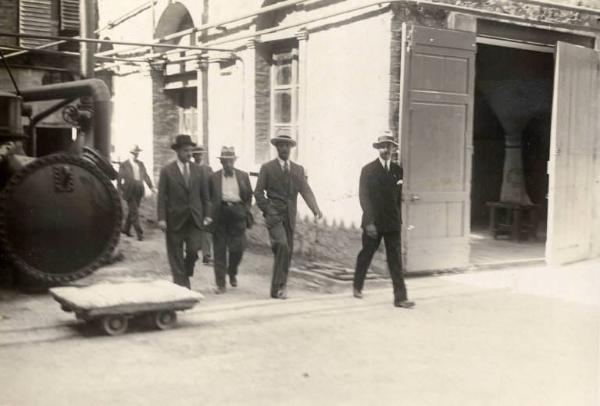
[206,58,247,171]
[110,71,153,172]
[300,11,392,226]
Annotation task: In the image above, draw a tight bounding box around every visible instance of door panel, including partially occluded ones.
[399,24,476,272]
[547,41,599,264]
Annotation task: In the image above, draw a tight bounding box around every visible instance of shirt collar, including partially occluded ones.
[277,157,290,168]
[378,157,390,169]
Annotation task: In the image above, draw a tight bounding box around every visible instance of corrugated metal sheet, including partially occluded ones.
[19,0,54,48]
[60,0,79,31]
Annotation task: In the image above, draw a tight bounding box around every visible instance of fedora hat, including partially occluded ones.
[130,144,142,154]
[270,134,297,147]
[171,134,197,150]
[372,130,398,149]
[217,146,237,160]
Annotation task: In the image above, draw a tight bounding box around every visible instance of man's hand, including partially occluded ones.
[203,217,213,226]
[158,220,167,232]
[314,209,323,221]
[364,223,378,239]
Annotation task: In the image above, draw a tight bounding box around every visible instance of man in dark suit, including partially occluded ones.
[254,134,322,299]
[192,145,214,265]
[353,131,414,308]
[117,145,155,241]
[157,134,212,289]
[209,146,253,294]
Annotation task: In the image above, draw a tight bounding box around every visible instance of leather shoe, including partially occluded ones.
[229,275,238,287]
[214,286,226,294]
[277,287,288,300]
[394,300,415,309]
[353,288,363,299]
[121,230,133,237]
[137,235,144,241]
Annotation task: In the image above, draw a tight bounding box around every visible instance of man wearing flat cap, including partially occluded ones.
[209,146,253,294]
[353,131,414,308]
[157,134,212,289]
[117,145,155,241]
[254,134,322,299]
[192,145,214,265]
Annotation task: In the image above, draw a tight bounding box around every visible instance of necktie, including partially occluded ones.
[183,163,190,186]
[283,161,289,174]
[386,162,390,172]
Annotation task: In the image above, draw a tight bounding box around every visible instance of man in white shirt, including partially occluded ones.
[208,146,253,293]
[117,145,154,240]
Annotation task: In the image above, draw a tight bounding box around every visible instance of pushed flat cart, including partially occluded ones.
[50,280,205,336]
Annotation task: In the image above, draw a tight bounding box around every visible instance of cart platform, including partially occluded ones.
[50,280,204,335]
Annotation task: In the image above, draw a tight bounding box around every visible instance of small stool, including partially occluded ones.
[486,201,538,241]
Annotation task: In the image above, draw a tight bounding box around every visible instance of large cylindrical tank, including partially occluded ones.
[0,153,122,284]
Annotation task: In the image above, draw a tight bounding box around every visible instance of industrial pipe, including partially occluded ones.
[19,79,111,158]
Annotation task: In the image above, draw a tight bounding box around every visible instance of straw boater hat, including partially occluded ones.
[130,144,142,154]
[218,146,237,160]
[171,134,197,150]
[270,134,297,147]
[191,145,206,155]
[372,130,398,148]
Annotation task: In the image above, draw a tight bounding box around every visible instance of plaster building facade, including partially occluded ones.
[69,0,600,270]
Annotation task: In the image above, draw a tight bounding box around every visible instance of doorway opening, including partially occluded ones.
[470,43,554,266]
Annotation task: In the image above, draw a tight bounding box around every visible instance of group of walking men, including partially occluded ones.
[118,131,414,308]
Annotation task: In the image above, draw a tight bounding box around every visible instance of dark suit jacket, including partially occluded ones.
[359,159,403,232]
[254,159,319,230]
[209,168,253,227]
[157,160,211,231]
[117,159,153,200]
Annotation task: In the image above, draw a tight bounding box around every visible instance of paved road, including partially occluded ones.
[1,260,599,406]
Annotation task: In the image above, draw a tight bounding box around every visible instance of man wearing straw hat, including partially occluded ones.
[117,144,155,241]
[157,134,212,289]
[209,146,253,294]
[254,134,322,299]
[353,130,414,308]
[192,145,214,265]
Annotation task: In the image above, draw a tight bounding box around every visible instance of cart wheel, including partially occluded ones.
[153,310,177,330]
[100,315,128,336]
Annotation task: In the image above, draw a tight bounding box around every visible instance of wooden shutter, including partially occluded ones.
[546,42,600,265]
[60,0,79,32]
[399,24,476,271]
[19,0,54,48]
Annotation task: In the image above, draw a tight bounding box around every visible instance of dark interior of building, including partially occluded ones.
[471,44,554,239]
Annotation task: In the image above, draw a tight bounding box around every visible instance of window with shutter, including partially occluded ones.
[19,0,54,48]
[60,0,79,32]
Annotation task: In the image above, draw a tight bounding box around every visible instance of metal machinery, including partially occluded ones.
[0,80,121,285]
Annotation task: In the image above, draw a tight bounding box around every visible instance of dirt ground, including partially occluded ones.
[80,224,340,303]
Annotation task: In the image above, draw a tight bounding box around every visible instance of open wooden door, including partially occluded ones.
[399,24,476,272]
[546,42,600,265]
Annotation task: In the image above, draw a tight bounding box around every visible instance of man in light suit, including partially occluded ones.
[254,134,322,299]
[209,146,253,293]
[353,131,414,308]
[157,134,212,289]
[117,145,154,241]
